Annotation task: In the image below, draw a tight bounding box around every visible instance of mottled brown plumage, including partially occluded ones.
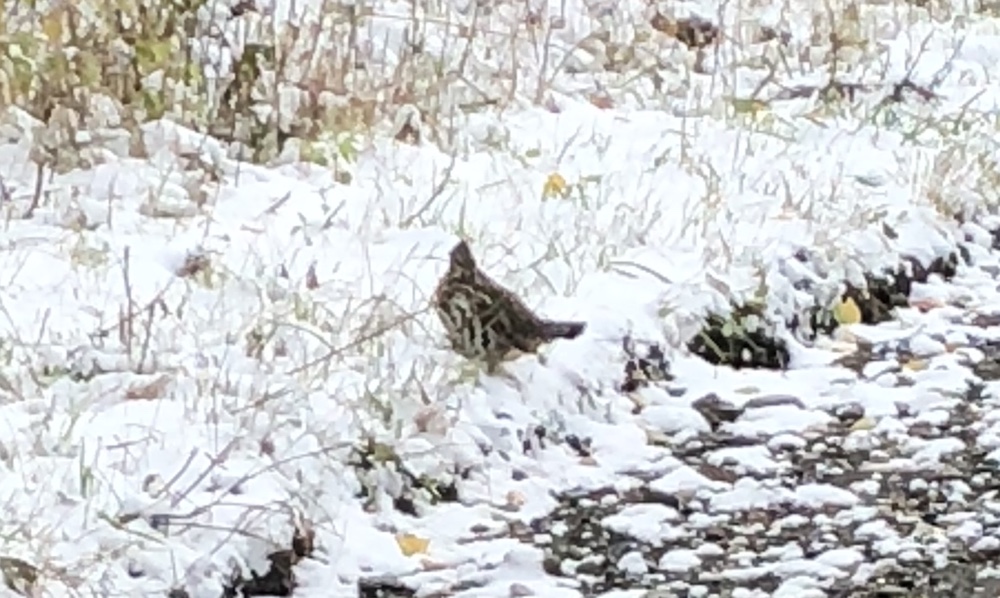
[433,240,586,371]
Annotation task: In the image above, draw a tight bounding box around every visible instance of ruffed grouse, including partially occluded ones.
[433,239,586,371]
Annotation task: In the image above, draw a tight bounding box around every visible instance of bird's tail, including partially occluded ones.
[539,319,586,340]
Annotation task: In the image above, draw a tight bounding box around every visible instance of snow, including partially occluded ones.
[650,465,731,496]
[5,0,1000,594]
[794,484,861,508]
[658,548,702,573]
[603,504,683,545]
[705,445,782,476]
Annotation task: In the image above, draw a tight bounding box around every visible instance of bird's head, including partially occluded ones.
[448,240,478,274]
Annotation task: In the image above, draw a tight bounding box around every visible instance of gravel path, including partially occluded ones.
[508,292,1000,596]
[512,382,1000,597]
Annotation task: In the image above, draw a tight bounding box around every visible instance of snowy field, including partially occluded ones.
[4,0,1000,595]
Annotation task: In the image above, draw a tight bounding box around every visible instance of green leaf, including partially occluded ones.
[337,135,358,162]
[135,39,172,75]
[730,97,768,115]
[142,89,167,119]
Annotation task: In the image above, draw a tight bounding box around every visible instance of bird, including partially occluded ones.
[433,239,586,372]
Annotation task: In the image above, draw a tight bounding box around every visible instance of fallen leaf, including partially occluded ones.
[850,417,876,431]
[395,533,430,557]
[730,97,769,115]
[125,375,172,400]
[833,296,862,325]
[41,8,64,44]
[542,172,568,199]
[589,93,614,109]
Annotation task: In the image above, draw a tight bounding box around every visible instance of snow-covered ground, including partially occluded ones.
[4,0,1000,595]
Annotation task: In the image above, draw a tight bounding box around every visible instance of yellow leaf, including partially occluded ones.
[41,9,64,45]
[542,172,568,199]
[849,417,875,431]
[902,358,928,371]
[730,97,768,115]
[832,296,862,325]
[396,533,430,557]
